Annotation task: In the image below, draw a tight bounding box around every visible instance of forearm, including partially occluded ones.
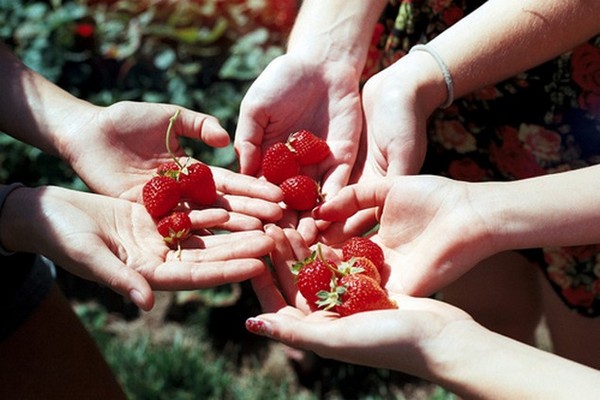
[391,0,600,111]
[426,321,600,399]
[287,0,387,76]
[0,43,92,158]
[469,164,600,252]
[429,0,600,98]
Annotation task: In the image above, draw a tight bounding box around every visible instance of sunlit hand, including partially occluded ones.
[314,176,497,296]
[3,186,276,311]
[245,295,473,380]
[60,101,283,223]
[234,54,363,242]
[316,56,438,244]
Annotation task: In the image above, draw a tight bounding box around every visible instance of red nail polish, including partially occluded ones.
[312,204,322,219]
[245,317,270,336]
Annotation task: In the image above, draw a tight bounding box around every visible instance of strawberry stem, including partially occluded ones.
[165,109,184,169]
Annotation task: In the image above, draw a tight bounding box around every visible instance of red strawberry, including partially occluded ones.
[280,175,320,211]
[179,162,217,206]
[293,252,338,310]
[338,256,381,284]
[331,274,397,317]
[142,175,181,218]
[287,129,331,166]
[156,161,180,179]
[342,237,385,272]
[262,142,299,184]
[157,211,192,248]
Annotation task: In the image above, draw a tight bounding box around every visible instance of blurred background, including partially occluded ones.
[0,1,452,398]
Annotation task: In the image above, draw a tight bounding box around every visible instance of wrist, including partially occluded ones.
[286,0,387,77]
[368,51,449,117]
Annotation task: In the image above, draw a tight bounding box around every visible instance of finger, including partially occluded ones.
[180,231,275,260]
[250,270,288,313]
[233,108,267,175]
[277,208,300,230]
[245,311,337,352]
[82,242,155,311]
[264,225,305,306]
[149,258,266,290]
[215,212,264,231]
[215,194,283,222]
[314,179,393,221]
[187,208,230,228]
[296,215,319,246]
[212,167,283,202]
[317,208,379,245]
[175,108,230,148]
[319,162,353,202]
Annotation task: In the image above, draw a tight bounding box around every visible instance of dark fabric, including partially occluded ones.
[1,253,55,340]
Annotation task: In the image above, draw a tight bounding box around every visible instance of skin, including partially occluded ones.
[0,43,284,223]
[247,223,600,400]
[234,0,387,242]
[0,43,281,309]
[0,185,276,311]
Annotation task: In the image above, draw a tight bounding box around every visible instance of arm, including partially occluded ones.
[359,0,600,182]
[315,164,600,296]
[246,300,600,400]
[0,43,283,221]
[234,0,387,242]
[0,184,275,311]
[249,228,600,399]
[429,0,600,101]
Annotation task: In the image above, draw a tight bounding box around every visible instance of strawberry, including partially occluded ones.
[156,161,180,179]
[179,162,217,206]
[287,129,331,166]
[293,252,338,310]
[329,274,397,317]
[342,237,385,272]
[280,175,320,211]
[338,256,381,284]
[142,175,181,218]
[157,211,192,248]
[262,142,299,184]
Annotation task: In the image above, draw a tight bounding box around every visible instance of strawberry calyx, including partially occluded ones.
[337,257,365,276]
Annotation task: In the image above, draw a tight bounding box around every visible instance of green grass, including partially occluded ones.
[74,294,455,400]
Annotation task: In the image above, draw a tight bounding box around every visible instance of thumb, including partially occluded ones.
[314,179,393,221]
[85,247,155,311]
[176,109,230,148]
[234,118,265,176]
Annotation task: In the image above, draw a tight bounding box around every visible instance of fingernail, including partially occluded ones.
[129,289,147,310]
[245,317,271,336]
[311,204,322,219]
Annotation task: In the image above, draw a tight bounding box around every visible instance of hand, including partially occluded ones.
[249,227,472,379]
[360,58,434,180]
[234,54,363,242]
[316,56,438,244]
[2,186,276,311]
[245,295,473,381]
[314,176,497,296]
[60,101,283,222]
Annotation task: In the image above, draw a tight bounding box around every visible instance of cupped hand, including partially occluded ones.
[248,220,476,382]
[314,176,498,297]
[10,186,275,311]
[316,57,436,245]
[60,101,283,222]
[234,54,363,242]
[245,295,474,380]
[62,101,229,199]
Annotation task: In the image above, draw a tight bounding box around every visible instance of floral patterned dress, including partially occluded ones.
[364,0,600,316]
